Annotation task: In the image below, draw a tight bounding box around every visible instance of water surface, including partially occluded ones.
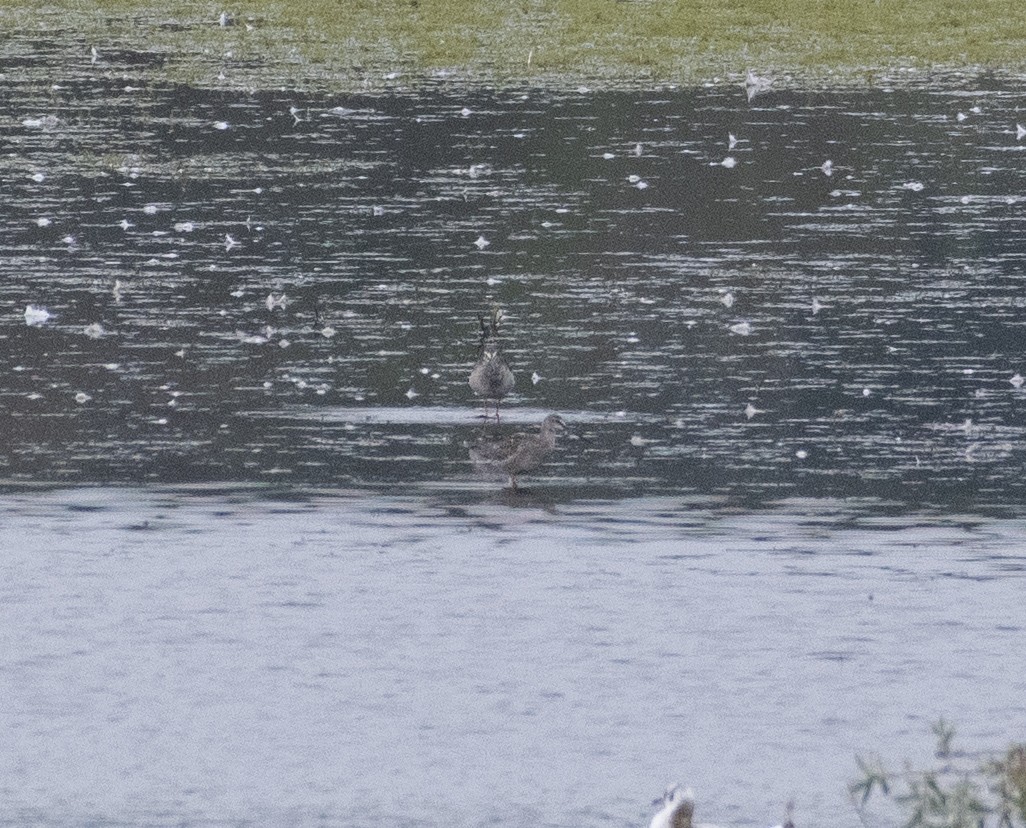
[2,37,1026,828]
[4,54,1026,506]
[2,489,1025,827]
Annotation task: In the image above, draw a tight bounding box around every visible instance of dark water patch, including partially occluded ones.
[4,63,1026,510]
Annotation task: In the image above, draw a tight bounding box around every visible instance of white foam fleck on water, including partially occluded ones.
[24,305,51,326]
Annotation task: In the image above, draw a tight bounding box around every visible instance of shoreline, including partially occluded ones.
[4,1,1026,94]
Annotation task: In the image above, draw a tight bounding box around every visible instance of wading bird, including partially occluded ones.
[470,414,566,490]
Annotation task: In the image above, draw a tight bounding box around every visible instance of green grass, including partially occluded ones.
[4,0,1026,90]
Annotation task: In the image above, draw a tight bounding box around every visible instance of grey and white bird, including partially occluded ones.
[649,787,793,828]
[470,414,566,490]
[650,786,696,828]
[469,307,515,421]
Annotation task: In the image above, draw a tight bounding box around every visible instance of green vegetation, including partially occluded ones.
[852,722,1026,828]
[3,0,1026,91]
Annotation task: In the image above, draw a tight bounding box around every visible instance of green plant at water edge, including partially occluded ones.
[851,722,1026,828]
[986,745,1026,827]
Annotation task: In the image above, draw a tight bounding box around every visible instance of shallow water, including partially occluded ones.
[2,34,1026,828]
[4,55,1026,506]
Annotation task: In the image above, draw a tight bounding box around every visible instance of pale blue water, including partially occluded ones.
[2,488,1024,827]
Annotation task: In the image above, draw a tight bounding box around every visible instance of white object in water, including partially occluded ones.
[1017,123,1026,141]
[22,114,59,129]
[650,786,695,828]
[729,320,752,336]
[745,68,772,101]
[728,132,739,149]
[265,293,287,310]
[24,305,51,326]
[83,323,105,339]
[474,235,490,249]
[821,159,833,176]
[719,156,737,168]
[1011,373,1025,388]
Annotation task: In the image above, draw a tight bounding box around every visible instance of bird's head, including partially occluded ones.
[543,414,567,433]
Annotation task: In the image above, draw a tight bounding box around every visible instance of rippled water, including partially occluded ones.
[3,37,1026,828]
[4,52,1026,505]
[2,488,1026,828]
